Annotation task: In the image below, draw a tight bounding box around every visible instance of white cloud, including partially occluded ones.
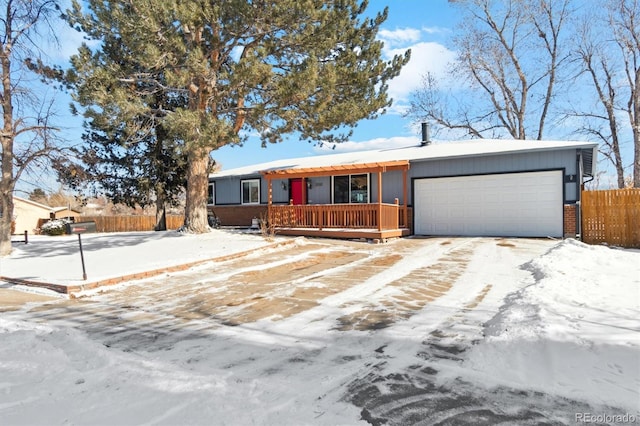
[49,27,84,65]
[421,26,449,35]
[384,41,457,106]
[378,28,422,47]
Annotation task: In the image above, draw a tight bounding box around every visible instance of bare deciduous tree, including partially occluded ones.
[409,0,572,140]
[1,0,64,256]
[570,0,639,188]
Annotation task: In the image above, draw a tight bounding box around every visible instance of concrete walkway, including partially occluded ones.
[0,287,59,312]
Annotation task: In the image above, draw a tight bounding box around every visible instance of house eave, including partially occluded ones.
[209,139,598,180]
[260,160,410,179]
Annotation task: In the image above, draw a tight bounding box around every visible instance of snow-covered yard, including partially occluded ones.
[0,229,275,286]
[0,231,638,425]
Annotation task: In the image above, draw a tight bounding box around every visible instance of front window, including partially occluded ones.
[350,174,369,203]
[242,179,260,204]
[333,176,349,203]
[332,174,369,203]
[207,183,215,205]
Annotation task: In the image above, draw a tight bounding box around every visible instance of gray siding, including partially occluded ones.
[408,150,578,203]
[380,170,406,204]
[308,176,331,204]
[271,179,289,204]
[211,175,269,205]
[214,177,242,204]
[211,148,580,205]
[211,176,332,204]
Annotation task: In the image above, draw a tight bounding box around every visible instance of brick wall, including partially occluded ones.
[564,204,577,238]
[209,205,268,227]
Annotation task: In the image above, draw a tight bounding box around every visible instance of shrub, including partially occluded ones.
[40,219,71,236]
[259,212,275,241]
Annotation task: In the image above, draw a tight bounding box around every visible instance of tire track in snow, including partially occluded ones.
[219,248,405,325]
[15,240,397,348]
[343,238,599,425]
[18,243,346,349]
[336,239,480,331]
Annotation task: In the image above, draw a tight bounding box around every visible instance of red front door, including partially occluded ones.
[290,178,306,205]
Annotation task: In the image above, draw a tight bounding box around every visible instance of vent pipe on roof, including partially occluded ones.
[421,122,431,146]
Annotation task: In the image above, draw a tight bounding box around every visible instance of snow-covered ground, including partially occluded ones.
[0,229,274,286]
[457,240,640,412]
[0,232,638,425]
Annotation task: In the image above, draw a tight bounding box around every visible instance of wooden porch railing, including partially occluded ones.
[269,203,402,231]
[398,206,407,229]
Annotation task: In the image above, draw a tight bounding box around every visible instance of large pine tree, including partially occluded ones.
[55,83,189,230]
[65,0,410,232]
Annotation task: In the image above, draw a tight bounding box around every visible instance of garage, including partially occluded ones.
[413,170,563,237]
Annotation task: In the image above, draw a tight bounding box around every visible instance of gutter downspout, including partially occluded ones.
[576,151,583,240]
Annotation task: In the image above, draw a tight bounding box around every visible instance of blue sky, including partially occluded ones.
[25,1,619,194]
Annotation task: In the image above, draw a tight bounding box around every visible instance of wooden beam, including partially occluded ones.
[260,160,410,179]
[402,167,408,229]
[266,176,273,225]
[377,171,383,231]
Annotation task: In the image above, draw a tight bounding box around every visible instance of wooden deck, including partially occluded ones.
[274,227,411,240]
[262,159,411,242]
[268,203,410,240]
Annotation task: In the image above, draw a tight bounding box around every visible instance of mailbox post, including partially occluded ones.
[78,234,87,280]
[66,221,96,280]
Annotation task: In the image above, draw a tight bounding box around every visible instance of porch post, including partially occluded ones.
[403,167,408,229]
[266,175,273,226]
[377,170,383,231]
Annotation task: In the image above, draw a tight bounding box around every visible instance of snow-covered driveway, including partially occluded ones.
[1,236,638,425]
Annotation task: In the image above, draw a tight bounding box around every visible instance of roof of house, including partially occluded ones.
[11,197,82,214]
[51,206,82,213]
[210,139,597,178]
[13,196,54,211]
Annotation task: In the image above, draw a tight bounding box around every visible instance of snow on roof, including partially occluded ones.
[210,139,598,178]
[13,196,53,211]
[51,207,83,214]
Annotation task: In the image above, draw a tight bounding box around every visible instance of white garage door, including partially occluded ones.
[414,171,563,237]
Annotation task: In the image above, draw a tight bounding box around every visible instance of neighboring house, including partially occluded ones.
[11,197,82,234]
[50,206,82,221]
[208,139,597,240]
[12,197,53,234]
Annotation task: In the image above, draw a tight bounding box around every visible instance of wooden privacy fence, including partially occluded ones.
[76,215,184,233]
[581,189,640,248]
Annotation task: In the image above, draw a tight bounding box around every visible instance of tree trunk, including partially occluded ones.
[611,133,626,189]
[634,142,639,188]
[0,188,13,257]
[183,146,210,233]
[633,68,640,188]
[154,196,167,231]
[0,135,14,256]
[153,138,167,231]
[634,130,640,188]
[1,47,14,257]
